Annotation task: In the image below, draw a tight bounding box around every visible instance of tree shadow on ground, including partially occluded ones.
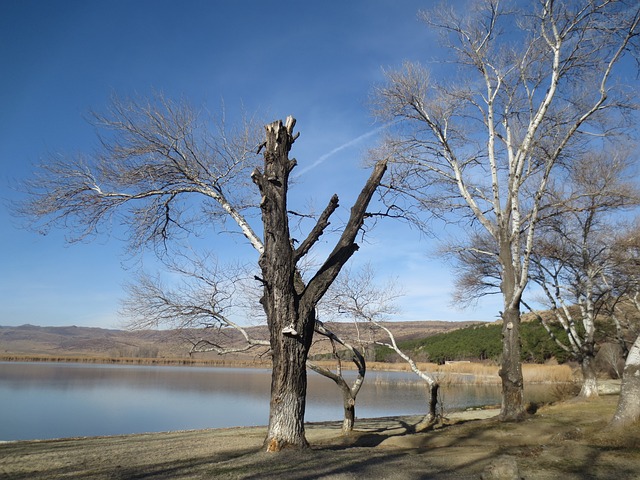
[5,397,640,479]
[317,415,486,449]
[0,441,261,480]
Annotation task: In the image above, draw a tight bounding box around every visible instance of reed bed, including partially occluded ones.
[0,354,270,368]
[2,355,574,384]
[522,363,574,384]
[366,361,574,385]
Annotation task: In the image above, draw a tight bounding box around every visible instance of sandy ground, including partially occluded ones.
[2,396,639,479]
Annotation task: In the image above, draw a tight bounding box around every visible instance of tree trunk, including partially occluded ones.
[499,305,525,421]
[610,334,640,429]
[253,117,387,451]
[578,355,599,398]
[306,366,358,435]
[308,321,365,435]
[342,388,356,434]
[265,346,310,451]
[254,118,313,451]
[428,383,439,420]
[306,360,360,435]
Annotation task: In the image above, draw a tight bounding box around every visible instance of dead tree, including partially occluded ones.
[252,117,387,450]
[18,96,387,451]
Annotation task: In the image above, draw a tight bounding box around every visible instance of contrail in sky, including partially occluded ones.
[293,121,394,178]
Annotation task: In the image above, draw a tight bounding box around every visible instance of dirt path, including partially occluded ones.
[2,396,639,479]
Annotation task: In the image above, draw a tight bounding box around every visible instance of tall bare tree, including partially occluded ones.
[253,118,387,450]
[374,0,640,420]
[18,95,387,451]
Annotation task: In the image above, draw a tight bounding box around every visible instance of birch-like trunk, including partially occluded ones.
[578,355,599,398]
[374,322,440,426]
[610,334,640,429]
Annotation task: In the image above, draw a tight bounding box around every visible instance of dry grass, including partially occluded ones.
[522,363,574,383]
[3,396,637,480]
[3,355,575,385]
[0,353,271,368]
[364,361,574,385]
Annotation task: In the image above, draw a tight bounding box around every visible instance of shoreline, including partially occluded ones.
[0,408,502,445]
[2,396,639,479]
[0,353,575,377]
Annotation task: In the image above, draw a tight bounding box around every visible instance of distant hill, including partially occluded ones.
[0,321,484,363]
[0,324,187,360]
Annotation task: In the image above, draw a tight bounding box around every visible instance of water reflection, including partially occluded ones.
[0,362,553,441]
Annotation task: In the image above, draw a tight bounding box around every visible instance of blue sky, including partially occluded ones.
[0,0,503,329]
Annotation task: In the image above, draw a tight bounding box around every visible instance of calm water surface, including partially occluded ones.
[0,362,552,441]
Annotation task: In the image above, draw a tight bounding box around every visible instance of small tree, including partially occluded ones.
[307,321,366,434]
[374,0,640,420]
[526,151,639,397]
[608,222,640,428]
[18,95,388,451]
[324,265,441,428]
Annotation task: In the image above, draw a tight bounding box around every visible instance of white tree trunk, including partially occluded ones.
[578,355,599,398]
[610,334,640,429]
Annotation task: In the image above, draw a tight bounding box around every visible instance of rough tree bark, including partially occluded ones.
[499,306,524,421]
[251,117,387,451]
[498,240,525,421]
[252,117,310,451]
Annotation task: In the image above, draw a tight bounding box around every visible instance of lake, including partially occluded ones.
[0,362,552,441]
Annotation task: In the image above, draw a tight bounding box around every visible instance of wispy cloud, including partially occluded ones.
[293,122,393,178]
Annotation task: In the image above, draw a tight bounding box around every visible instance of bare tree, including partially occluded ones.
[525,151,639,398]
[253,118,387,450]
[18,95,388,451]
[122,254,271,356]
[124,252,367,434]
[324,265,441,428]
[374,0,640,420]
[307,321,366,434]
[607,222,640,428]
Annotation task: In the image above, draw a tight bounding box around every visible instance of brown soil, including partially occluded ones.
[1,395,639,479]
